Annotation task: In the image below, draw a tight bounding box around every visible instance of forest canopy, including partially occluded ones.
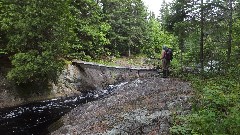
[0,0,239,83]
[1,0,240,134]
[0,0,175,84]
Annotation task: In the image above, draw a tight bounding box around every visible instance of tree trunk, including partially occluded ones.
[128,44,131,57]
[200,0,204,73]
[227,0,233,62]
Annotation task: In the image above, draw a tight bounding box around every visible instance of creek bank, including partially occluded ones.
[0,60,156,108]
[51,77,193,135]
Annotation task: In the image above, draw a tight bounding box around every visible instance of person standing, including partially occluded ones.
[160,45,172,78]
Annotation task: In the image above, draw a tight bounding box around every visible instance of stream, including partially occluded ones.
[0,82,128,135]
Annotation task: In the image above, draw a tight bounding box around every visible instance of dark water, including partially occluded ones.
[0,82,127,135]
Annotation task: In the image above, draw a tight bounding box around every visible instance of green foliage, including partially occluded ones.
[69,0,110,60]
[0,48,6,55]
[102,0,148,56]
[0,0,155,86]
[171,68,240,135]
[162,0,240,72]
[1,0,74,84]
[7,51,65,84]
[143,18,177,58]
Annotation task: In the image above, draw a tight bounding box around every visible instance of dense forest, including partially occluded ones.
[0,0,240,134]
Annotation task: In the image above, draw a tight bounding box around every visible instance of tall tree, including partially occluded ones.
[159,0,170,28]
[200,0,204,72]
[70,0,110,60]
[1,0,74,84]
[143,16,177,58]
[162,0,193,69]
[233,1,240,63]
[163,0,237,71]
[227,0,233,62]
[101,0,148,56]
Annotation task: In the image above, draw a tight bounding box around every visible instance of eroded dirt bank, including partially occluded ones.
[51,77,193,135]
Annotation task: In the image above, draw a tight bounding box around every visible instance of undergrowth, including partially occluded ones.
[170,68,240,135]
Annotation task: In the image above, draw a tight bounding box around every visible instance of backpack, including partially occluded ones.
[164,48,173,61]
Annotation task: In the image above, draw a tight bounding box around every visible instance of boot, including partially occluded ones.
[166,69,170,77]
[162,70,167,78]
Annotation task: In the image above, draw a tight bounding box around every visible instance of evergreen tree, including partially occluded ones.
[101,0,148,56]
[70,0,110,60]
[163,0,238,71]
[1,0,74,84]
[144,17,177,58]
[159,0,171,27]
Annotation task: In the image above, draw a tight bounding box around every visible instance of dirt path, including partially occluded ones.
[51,76,193,135]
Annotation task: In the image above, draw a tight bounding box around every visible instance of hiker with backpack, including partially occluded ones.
[160,45,173,78]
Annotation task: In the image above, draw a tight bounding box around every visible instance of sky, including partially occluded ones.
[142,0,173,16]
